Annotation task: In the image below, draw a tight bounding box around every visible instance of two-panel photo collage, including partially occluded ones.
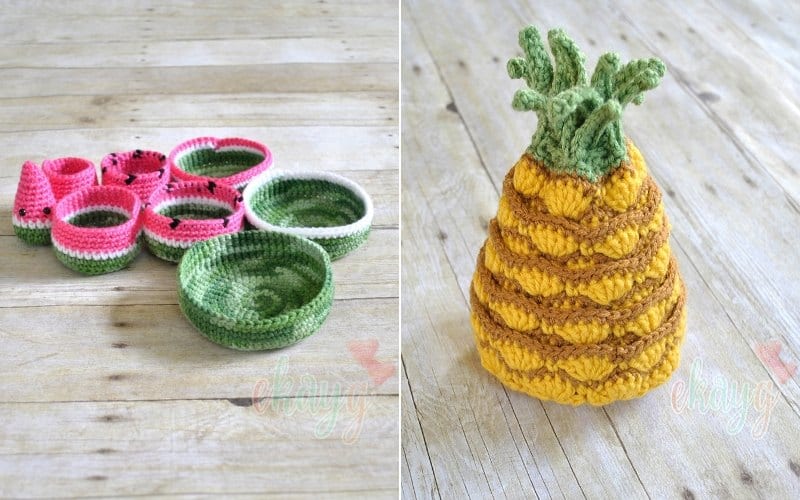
[1,0,798,498]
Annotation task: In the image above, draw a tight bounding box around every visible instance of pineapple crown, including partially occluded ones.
[508,27,666,182]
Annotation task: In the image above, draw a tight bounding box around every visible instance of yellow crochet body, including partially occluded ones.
[470,142,687,405]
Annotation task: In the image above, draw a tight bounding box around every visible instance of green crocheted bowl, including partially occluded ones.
[243,171,373,260]
[177,230,334,350]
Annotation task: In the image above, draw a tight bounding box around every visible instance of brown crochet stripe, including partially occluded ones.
[476,320,684,391]
[487,256,678,313]
[482,287,679,352]
[474,251,680,327]
[497,222,652,268]
[484,295,677,350]
[489,214,669,283]
[503,167,661,245]
[470,278,686,363]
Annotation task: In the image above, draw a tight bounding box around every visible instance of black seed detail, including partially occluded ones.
[43,207,51,215]
[158,168,164,179]
[207,181,216,193]
[159,154,166,161]
[111,159,117,166]
[110,152,117,157]
[125,174,136,185]
[223,217,229,228]
[101,166,107,174]
[170,218,180,229]
[18,208,26,216]
[237,195,244,203]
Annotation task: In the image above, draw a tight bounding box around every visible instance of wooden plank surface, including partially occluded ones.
[401,0,800,498]
[0,0,399,497]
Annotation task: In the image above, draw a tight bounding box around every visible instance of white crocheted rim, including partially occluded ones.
[12,215,51,229]
[52,238,139,260]
[242,170,374,239]
[142,228,200,249]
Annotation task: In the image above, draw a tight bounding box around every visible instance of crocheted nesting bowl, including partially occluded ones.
[101,149,169,201]
[169,137,272,190]
[243,171,373,260]
[143,180,245,262]
[178,231,334,350]
[13,161,56,245]
[42,157,97,200]
[52,185,143,275]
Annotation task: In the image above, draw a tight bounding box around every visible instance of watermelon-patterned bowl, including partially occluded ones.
[52,185,143,275]
[143,180,244,262]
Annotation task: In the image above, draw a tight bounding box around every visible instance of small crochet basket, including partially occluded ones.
[13,161,56,245]
[42,157,97,200]
[143,180,245,262]
[101,149,169,201]
[178,230,334,350]
[243,170,373,260]
[168,137,272,190]
[52,185,143,275]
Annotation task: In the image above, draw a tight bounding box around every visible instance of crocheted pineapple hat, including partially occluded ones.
[470,27,687,406]
[12,161,56,245]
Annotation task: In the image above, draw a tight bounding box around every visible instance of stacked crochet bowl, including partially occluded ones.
[12,136,374,351]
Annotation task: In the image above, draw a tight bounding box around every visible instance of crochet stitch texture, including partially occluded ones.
[470,27,687,405]
[101,149,169,201]
[178,230,333,350]
[143,180,245,262]
[42,157,97,200]
[243,170,373,260]
[52,185,143,275]
[13,161,56,245]
[169,137,272,190]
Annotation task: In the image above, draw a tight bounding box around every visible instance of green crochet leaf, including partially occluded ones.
[508,27,666,181]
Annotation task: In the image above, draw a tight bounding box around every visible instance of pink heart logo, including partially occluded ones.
[348,340,396,387]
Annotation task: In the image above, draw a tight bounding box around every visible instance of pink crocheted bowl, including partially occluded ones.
[52,185,143,275]
[42,157,97,200]
[101,149,169,201]
[168,137,271,190]
[143,180,245,262]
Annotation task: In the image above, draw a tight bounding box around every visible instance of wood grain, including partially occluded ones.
[0,398,397,497]
[0,0,398,496]
[401,0,800,498]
